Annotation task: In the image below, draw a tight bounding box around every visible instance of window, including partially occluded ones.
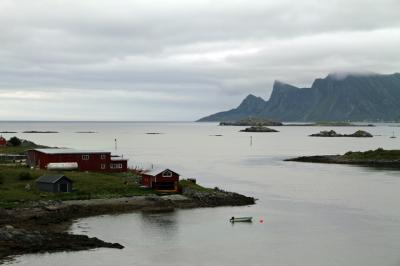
[82,155,89,160]
[101,164,106,169]
[101,154,106,160]
[162,170,172,177]
[110,163,123,169]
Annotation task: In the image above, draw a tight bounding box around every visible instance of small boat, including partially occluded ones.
[230,216,252,223]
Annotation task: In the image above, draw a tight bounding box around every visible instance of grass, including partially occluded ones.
[179,179,213,192]
[0,143,46,154]
[0,165,154,208]
[342,148,400,160]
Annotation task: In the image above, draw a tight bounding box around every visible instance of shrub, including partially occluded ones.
[8,136,22,147]
[0,173,3,184]
[18,171,33,181]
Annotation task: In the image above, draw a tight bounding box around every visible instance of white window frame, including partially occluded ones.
[110,163,123,169]
[82,155,90,160]
[162,170,172,177]
[101,154,106,160]
[101,164,106,169]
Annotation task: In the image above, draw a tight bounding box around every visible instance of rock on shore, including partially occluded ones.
[182,187,255,207]
[0,225,123,259]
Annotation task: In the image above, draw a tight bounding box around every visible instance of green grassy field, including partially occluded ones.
[0,165,154,208]
[179,179,213,192]
[0,140,48,155]
[342,148,400,160]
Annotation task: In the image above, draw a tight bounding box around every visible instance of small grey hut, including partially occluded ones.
[36,175,73,193]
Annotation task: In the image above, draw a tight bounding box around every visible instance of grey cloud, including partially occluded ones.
[0,0,399,120]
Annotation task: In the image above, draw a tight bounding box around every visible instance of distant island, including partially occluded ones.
[23,131,59,134]
[218,118,374,127]
[240,126,279,132]
[310,130,373,137]
[220,117,282,126]
[198,72,400,122]
[286,148,400,168]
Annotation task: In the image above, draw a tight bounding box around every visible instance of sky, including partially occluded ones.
[1,0,400,121]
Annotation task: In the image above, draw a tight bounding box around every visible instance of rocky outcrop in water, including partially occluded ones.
[0,225,123,260]
[181,187,255,207]
[309,130,372,137]
[240,126,278,132]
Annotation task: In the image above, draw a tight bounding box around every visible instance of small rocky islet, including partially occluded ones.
[309,130,373,137]
[240,126,279,132]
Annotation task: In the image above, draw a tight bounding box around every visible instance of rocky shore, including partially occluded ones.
[309,130,373,137]
[240,126,278,132]
[0,189,255,261]
[285,150,400,168]
[0,225,123,260]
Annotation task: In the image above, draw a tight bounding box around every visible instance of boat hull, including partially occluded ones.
[230,217,252,223]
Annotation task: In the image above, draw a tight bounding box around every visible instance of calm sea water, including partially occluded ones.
[2,121,400,266]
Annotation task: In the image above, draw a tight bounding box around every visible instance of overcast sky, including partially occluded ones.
[1,0,400,121]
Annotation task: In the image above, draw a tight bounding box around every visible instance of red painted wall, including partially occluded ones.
[140,171,179,189]
[0,137,6,146]
[27,150,127,172]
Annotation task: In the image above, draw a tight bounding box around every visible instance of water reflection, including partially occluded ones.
[139,210,178,241]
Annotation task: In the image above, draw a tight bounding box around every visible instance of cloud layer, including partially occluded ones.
[1,0,399,120]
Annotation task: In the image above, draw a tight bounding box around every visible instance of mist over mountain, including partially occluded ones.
[198,72,400,122]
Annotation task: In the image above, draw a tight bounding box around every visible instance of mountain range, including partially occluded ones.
[198,72,400,122]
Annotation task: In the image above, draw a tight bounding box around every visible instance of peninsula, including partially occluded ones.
[0,137,255,261]
[285,148,400,168]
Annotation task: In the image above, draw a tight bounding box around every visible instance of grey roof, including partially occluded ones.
[36,175,72,184]
[32,148,110,155]
[145,167,179,176]
[111,157,128,161]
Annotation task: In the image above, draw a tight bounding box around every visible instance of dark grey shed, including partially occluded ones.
[36,175,73,193]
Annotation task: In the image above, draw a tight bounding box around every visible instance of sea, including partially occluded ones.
[1,121,400,266]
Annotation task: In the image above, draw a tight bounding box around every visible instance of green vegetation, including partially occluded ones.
[342,148,400,160]
[8,137,22,147]
[179,179,213,192]
[314,121,353,126]
[0,165,153,208]
[0,137,47,155]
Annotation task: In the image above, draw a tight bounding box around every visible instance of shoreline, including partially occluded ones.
[285,155,400,168]
[0,189,255,261]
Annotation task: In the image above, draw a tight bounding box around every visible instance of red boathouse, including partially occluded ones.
[27,148,128,172]
[0,136,6,146]
[141,168,179,192]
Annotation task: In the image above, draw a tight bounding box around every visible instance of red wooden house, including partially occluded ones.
[0,136,6,146]
[141,168,179,192]
[27,148,128,172]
